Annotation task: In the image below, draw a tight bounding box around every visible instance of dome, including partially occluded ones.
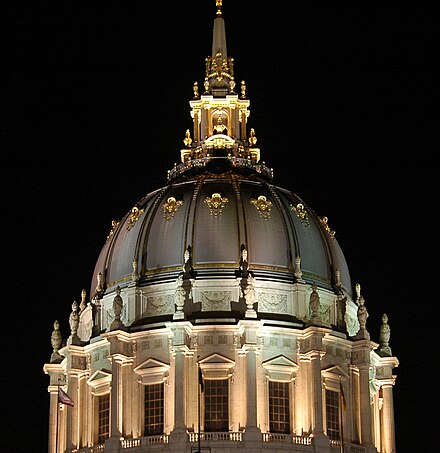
[92,168,351,299]
[88,4,354,330]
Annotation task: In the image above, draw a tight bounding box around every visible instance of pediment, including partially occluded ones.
[87,369,111,385]
[134,358,170,384]
[262,355,299,380]
[322,364,349,380]
[263,354,297,368]
[134,358,170,374]
[200,353,235,366]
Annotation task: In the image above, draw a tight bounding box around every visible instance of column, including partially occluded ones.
[66,372,79,451]
[381,382,396,453]
[358,364,374,448]
[110,355,124,439]
[310,351,324,435]
[174,349,186,432]
[47,386,59,453]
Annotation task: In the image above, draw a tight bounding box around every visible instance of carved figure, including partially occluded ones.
[357,295,369,330]
[69,301,79,336]
[50,320,62,362]
[309,284,321,320]
[379,313,391,352]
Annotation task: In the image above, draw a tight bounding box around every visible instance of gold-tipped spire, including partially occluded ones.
[216,0,222,16]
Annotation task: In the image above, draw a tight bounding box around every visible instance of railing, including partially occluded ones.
[188,432,243,442]
[167,156,273,181]
[329,440,366,453]
[120,435,169,448]
[73,445,105,453]
[262,433,312,445]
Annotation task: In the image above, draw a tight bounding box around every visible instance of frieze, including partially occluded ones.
[200,291,232,311]
[258,293,288,314]
[146,295,174,317]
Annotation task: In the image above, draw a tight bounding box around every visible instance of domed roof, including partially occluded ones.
[90,3,352,303]
[91,167,351,298]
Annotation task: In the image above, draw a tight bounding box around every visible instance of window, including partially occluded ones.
[98,394,110,444]
[325,389,340,440]
[204,379,228,432]
[269,381,290,434]
[144,383,164,436]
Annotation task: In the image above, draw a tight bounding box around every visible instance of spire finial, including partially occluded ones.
[216,0,222,16]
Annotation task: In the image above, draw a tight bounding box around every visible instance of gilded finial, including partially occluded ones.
[193,81,199,99]
[241,80,246,98]
[216,0,222,16]
[183,129,192,147]
[249,128,257,146]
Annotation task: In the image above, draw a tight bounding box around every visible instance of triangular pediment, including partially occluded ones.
[200,353,235,366]
[322,364,349,379]
[263,354,297,368]
[87,369,111,385]
[134,358,170,374]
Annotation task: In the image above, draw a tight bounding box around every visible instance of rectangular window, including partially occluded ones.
[144,383,164,436]
[98,394,110,444]
[269,381,290,434]
[204,379,228,432]
[325,389,340,440]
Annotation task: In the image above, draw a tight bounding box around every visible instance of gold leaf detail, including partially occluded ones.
[162,197,183,221]
[204,192,228,216]
[318,216,336,239]
[250,195,272,219]
[127,207,144,230]
[107,219,120,240]
[290,203,309,227]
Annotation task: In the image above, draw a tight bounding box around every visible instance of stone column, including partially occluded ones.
[110,354,125,439]
[381,381,396,453]
[169,324,190,446]
[300,328,329,450]
[358,364,374,449]
[66,372,79,451]
[242,322,262,446]
[310,351,324,435]
[47,385,59,453]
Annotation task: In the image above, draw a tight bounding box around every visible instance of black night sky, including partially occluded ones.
[4,2,433,452]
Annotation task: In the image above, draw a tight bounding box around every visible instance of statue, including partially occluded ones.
[294,256,304,283]
[193,81,199,99]
[244,274,257,318]
[174,275,186,320]
[183,246,193,275]
[240,246,249,275]
[68,301,81,345]
[357,295,369,331]
[69,301,79,337]
[96,272,103,296]
[378,313,392,356]
[79,289,87,312]
[309,284,321,321]
[50,320,63,363]
[241,80,246,98]
[110,286,125,330]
